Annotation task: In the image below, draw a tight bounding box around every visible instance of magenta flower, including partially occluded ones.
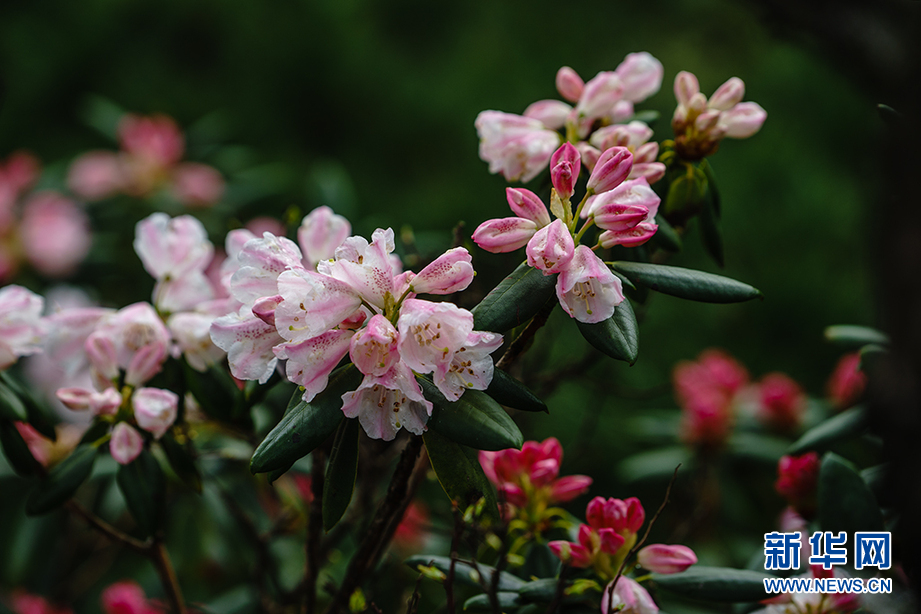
[826,352,867,411]
[589,122,665,184]
[550,142,581,199]
[776,452,820,517]
[101,580,161,614]
[586,147,633,195]
[506,188,551,227]
[756,372,806,432]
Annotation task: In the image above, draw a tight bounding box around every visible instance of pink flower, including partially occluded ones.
[278,329,354,402]
[396,298,472,374]
[523,100,573,131]
[67,151,125,201]
[600,576,659,614]
[92,303,170,385]
[0,285,46,370]
[587,177,660,224]
[472,217,538,253]
[349,314,399,377]
[526,219,575,275]
[274,268,363,343]
[298,206,352,269]
[555,245,624,324]
[110,422,144,465]
[598,223,658,249]
[589,122,665,184]
[19,192,91,277]
[231,233,306,306]
[615,52,664,103]
[56,387,122,415]
[556,66,585,102]
[506,188,551,227]
[433,331,503,402]
[826,352,866,411]
[637,544,698,574]
[10,590,73,614]
[210,306,282,383]
[170,162,224,207]
[318,228,398,309]
[410,247,475,295]
[474,111,561,182]
[586,496,645,538]
[586,147,633,195]
[133,387,178,439]
[167,311,225,372]
[575,72,625,123]
[392,501,430,551]
[341,362,433,441]
[756,372,806,431]
[775,453,820,517]
[101,580,161,614]
[118,114,185,167]
[549,143,581,200]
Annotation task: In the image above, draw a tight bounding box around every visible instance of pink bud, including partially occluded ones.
[110,423,144,465]
[717,101,767,138]
[594,203,649,232]
[85,333,119,382]
[526,220,575,275]
[601,576,659,614]
[598,527,627,555]
[523,99,573,130]
[599,223,658,248]
[125,343,166,387]
[826,352,866,410]
[775,452,820,516]
[549,143,581,200]
[548,540,593,568]
[101,580,156,614]
[574,142,601,172]
[67,151,125,201]
[499,483,528,508]
[132,387,178,439]
[19,192,91,277]
[57,387,122,416]
[634,142,659,164]
[118,114,185,167]
[674,71,700,107]
[638,544,698,574]
[708,77,745,111]
[472,217,538,253]
[586,147,633,194]
[615,52,664,103]
[576,72,624,120]
[757,372,806,431]
[252,294,283,327]
[171,162,225,207]
[411,247,475,295]
[694,109,721,132]
[349,314,400,377]
[549,475,593,503]
[555,66,584,102]
[506,188,551,227]
[529,457,560,487]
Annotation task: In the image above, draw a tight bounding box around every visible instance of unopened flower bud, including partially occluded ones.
[594,203,650,232]
[586,147,633,194]
[576,72,624,120]
[550,143,581,199]
[556,66,584,102]
[472,217,538,253]
[708,77,745,111]
[615,52,664,103]
[252,294,283,327]
[411,248,475,295]
[695,109,721,132]
[506,188,551,227]
[575,142,602,172]
[674,71,700,107]
[716,101,767,138]
[125,343,166,387]
[133,387,178,439]
[110,422,144,465]
[599,223,658,248]
[523,99,572,130]
[350,314,399,377]
[638,544,698,574]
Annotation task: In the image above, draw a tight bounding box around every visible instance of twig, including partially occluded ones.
[545,565,570,614]
[446,509,462,614]
[66,501,188,613]
[605,465,680,614]
[496,298,557,371]
[304,448,327,614]
[324,436,425,614]
[406,568,427,614]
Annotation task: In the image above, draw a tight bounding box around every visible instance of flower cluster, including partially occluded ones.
[775,452,820,518]
[475,53,664,183]
[7,580,161,614]
[0,152,91,282]
[826,352,866,411]
[473,141,660,323]
[0,284,46,370]
[211,210,502,441]
[673,349,806,447]
[669,71,767,161]
[479,437,592,530]
[68,113,224,207]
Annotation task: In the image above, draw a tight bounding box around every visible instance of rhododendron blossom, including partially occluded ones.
[0,284,46,370]
[775,452,820,517]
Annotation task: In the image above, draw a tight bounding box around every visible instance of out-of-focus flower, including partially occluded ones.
[480,438,592,531]
[110,422,145,465]
[600,576,659,614]
[0,285,46,370]
[775,453,820,518]
[392,501,430,552]
[18,192,91,277]
[673,349,749,449]
[756,372,806,432]
[549,496,645,577]
[101,580,162,614]
[636,544,698,574]
[9,590,73,614]
[14,422,83,468]
[474,111,561,182]
[826,353,866,411]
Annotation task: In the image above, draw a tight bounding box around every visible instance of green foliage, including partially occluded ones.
[787,406,867,455]
[423,431,498,522]
[650,566,776,602]
[420,376,523,451]
[116,449,166,537]
[403,555,526,591]
[484,368,548,413]
[323,418,360,530]
[26,445,98,516]
[817,452,884,534]
[575,299,639,364]
[610,262,762,303]
[471,262,558,333]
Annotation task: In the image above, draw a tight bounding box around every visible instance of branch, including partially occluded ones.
[324,436,425,614]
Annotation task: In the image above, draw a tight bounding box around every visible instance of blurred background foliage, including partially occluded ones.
[0,0,893,611]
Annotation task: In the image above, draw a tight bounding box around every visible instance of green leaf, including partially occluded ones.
[817,453,884,534]
[519,578,560,603]
[0,382,28,422]
[652,214,682,252]
[664,167,707,220]
[860,464,889,503]
[575,299,639,364]
[463,592,520,612]
[117,449,166,537]
[699,159,721,218]
[471,261,558,333]
[0,420,40,476]
[159,434,202,493]
[423,430,498,521]
[267,463,294,484]
[786,407,867,455]
[323,418,360,531]
[727,433,790,464]
[610,262,761,303]
[419,376,523,451]
[0,372,56,440]
[618,447,691,483]
[484,368,548,413]
[650,566,776,603]
[250,366,360,474]
[521,542,560,580]
[403,555,526,591]
[877,103,903,129]
[824,325,889,348]
[26,445,98,515]
[699,186,724,268]
[183,360,243,422]
[630,110,660,125]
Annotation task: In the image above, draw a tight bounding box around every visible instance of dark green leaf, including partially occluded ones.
[80,420,111,446]
[484,368,548,413]
[404,555,525,591]
[0,420,40,476]
[159,434,202,493]
[699,159,721,218]
[610,262,761,303]
[652,214,682,252]
[419,377,523,451]
[699,187,724,268]
[817,453,884,534]
[860,464,889,503]
[619,447,691,483]
[323,418,360,531]
[463,592,520,612]
[727,433,790,464]
[0,372,56,440]
[0,382,27,422]
[575,299,639,364]
[651,566,776,603]
[183,360,242,422]
[519,578,559,603]
[471,262,558,333]
[787,407,867,455]
[117,449,166,537]
[664,167,707,220]
[521,542,560,580]
[26,445,98,515]
[250,366,361,474]
[824,325,889,348]
[267,463,294,484]
[877,103,903,128]
[423,430,498,521]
